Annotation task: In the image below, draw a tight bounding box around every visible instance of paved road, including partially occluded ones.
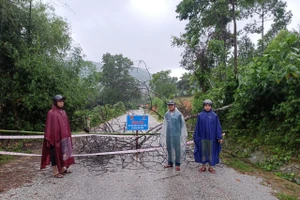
[92,108,161,133]
[0,109,278,200]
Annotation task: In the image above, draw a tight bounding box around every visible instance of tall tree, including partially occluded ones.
[237,35,256,66]
[173,0,254,86]
[150,70,178,100]
[173,0,228,92]
[229,0,238,76]
[0,0,99,130]
[244,0,292,53]
[177,72,192,96]
[99,53,142,107]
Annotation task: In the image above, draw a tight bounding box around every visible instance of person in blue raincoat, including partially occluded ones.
[160,100,187,171]
[194,99,223,174]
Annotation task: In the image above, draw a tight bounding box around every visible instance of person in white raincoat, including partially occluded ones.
[160,100,187,171]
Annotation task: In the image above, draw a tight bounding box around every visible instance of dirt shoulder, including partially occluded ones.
[0,140,42,193]
[223,153,300,199]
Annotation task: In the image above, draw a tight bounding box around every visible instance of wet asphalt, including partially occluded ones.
[0,109,277,200]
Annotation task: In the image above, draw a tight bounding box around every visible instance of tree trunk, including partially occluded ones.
[261,4,265,53]
[0,0,5,40]
[28,0,32,44]
[231,0,238,77]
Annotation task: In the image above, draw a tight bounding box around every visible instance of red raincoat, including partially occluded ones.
[41,104,75,172]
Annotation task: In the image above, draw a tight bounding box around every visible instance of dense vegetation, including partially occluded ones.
[165,1,300,188]
[170,0,300,157]
[1,0,299,183]
[0,0,141,131]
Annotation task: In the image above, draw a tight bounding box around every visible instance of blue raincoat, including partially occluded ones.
[160,108,187,166]
[194,109,223,166]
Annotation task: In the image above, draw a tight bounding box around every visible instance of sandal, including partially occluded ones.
[198,166,206,172]
[164,164,173,168]
[53,166,63,178]
[175,166,180,171]
[63,168,72,174]
[54,173,64,178]
[208,167,216,174]
[60,167,72,174]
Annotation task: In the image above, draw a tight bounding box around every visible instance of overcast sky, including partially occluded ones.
[52,0,300,79]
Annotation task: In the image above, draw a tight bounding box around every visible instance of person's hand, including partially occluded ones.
[218,139,223,144]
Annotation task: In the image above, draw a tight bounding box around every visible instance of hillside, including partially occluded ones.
[93,62,151,86]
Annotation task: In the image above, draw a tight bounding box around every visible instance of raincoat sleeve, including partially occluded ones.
[41,110,56,169]
[179,112,187,162]
[193,114,200,144]
[159,114,168,147]
[180,114,187,139]
[44,110,54,146]
[216,115,223,140]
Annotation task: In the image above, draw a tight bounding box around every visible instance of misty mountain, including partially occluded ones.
[93,62,151,86]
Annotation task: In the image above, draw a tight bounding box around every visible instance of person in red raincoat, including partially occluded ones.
[41,95,75,178]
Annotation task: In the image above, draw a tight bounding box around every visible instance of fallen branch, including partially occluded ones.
[184,104,233,121]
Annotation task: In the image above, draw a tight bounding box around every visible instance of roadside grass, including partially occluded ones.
[222,151,300,199]
[0,139,41,165]
[0,155,14,165]
[222,156,253,173]
[0,140,24,165]
[277,193,299,200]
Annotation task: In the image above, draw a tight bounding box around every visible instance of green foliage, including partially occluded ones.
[0,139,34,164]
[229,30,300,153]
[190,30,300,176]
[0,0,99,131]
[192,63,236,115]
[99,53,142,108]
[174,0,257,81]
[277,193,298,200]
[174,0,299,188]
[72,102,126,131]
[275,172,296,183]
[0,155,13,165]
[175,0,231,46]
[173,0,244,92]
[257,153,292,171]
[238,35,256,66]
[151,97,167,120]
[208,39,228,65]
[226,158,253,172]
[244,0,293,53]
[177,72,192,96]
[150,70,178,100]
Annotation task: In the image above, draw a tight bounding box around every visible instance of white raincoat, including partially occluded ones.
[159,108,187,164]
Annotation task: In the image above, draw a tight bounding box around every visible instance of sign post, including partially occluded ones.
[126,115,149,131]
[136,130,138,150]
[126,115,149,159]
